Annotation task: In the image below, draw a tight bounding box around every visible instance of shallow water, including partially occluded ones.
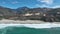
[0,26,60,34]
[0,24,60,34]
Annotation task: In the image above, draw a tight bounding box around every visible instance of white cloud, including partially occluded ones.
[35,4,60,8]
[12,1,19,4]
[37,0,53,4]
[35,4,49,8]
[52,5,60,8]
[36,0,54,8]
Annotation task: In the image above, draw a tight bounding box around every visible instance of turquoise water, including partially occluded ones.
[0,26,60,34]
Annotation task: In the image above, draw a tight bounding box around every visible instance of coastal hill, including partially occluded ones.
[0,6,60,22]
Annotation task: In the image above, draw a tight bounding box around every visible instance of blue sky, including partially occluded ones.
[0,0,60,9]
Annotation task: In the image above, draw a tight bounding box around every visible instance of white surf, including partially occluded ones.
[0,23,60,29]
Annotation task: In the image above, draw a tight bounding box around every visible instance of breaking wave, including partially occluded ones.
[0,23,60,34]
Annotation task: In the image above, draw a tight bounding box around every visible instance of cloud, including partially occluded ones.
[35,4,49,8]
[12,1,19,4]
[36,0,54,8]
[35,4,60,8]
[37,0,53,5]
[52,5,60,8]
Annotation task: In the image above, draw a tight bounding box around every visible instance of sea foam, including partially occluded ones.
[0,23,60,29]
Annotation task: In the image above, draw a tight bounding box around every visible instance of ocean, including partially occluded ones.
[0,23,60,34]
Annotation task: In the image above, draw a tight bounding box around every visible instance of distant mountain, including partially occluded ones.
[0,6,15,16]
[0,6,52,15]
[16,7,30,14]
[0,6,60,21]
[47,8,60,15]
[16,7,52,14]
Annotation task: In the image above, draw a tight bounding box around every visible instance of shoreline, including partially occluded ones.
[0,19,59,24]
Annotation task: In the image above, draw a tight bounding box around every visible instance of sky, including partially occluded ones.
[0,0,60,9]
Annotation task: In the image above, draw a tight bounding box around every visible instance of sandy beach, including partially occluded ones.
[0,19,44,24]
[0,19,59,24]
